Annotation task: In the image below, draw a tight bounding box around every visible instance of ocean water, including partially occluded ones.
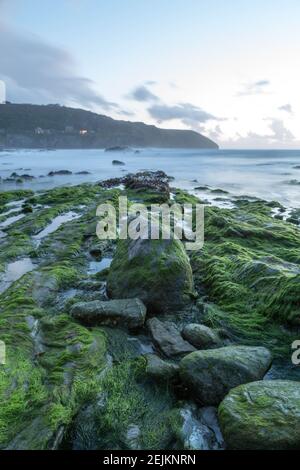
[1,148,300,207]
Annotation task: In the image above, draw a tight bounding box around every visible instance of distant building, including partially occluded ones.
[35,127,44,135]
[79,129,88,135]
[35,127,51,135]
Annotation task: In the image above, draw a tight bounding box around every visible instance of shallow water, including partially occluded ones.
[1,148,300,207]
[0,213,25,228]
[0,258,35,294]
[32,211,81,246]
[88,258,112,274]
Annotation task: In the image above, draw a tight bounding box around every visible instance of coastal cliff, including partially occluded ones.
[0,103,218,150]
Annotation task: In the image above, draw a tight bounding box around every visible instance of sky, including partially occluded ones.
[0,0,300,148]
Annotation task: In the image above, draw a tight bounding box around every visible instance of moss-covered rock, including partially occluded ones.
[70,298,146,330]
[182,324,221,349]
[107,238,194,313]
[219,380,300,449]
[179,346,272,405]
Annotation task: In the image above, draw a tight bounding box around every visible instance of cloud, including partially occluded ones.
[237,79,271,96]
[207,125,223,141]
[128,85,159,102]
[278,103,293,114]
[268,118,295,142]
[148,102,219,126]
[0,22,118,110]
[224,118,295,148]
[144,80,157,86]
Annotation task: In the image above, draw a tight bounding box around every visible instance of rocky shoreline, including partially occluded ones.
[0,170,300,450]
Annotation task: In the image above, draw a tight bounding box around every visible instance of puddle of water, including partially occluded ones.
[33,211,81,247]
[271,207,294,222]
[0,213,25,228]
[0,258,35,294]
[0,207,22,219]
[5,199,25,208]
[88,258,112,274]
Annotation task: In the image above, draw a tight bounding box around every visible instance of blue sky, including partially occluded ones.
[1,0,300,148]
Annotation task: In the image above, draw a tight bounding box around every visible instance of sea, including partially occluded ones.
[1,148,300,208]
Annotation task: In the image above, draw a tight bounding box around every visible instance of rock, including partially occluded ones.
[145,354,179,381]
[179,346,272,405]
[6,406,64,450]
[170,403,224,450]
[10,172,35,180]
[219,380,300,450]
[124,425,141,450]
[99,170,170,199]
[182,324,221,349]
[70,298,146,329]
[112,160,125,165]
[75,171,91,175]
[107,237,194,313]
[22,204,33,214]
[105,146,131,152]
[198,406,225,449]
[48,170,72,176]
[147,318,196,357]
[89,245,102,259]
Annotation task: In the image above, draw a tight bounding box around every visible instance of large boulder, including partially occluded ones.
[148,318,196,357]
[219,380,300,450]
[182,324,221,349]
[179,346,272,405]
[70,298,146,329]
[107,238,194,313]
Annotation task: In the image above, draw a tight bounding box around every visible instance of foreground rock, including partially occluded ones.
[170,403,224,450]
[107,238,194,313]
[70,298,146,329]
[179,346,272,405]
[148,318,195,357]
[145,354,179,381]
[182,324,221,349]
[219,380,300,449]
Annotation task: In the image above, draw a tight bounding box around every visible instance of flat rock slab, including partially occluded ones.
[147,318,196,357]
[70,298,146,329]
[179,345,272,405]
[219,380,300,450]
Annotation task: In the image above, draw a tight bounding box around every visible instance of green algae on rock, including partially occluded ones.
[179,346,272,405]
[107,237,194,313]
[70,298,146,329]
[219,380,300,450]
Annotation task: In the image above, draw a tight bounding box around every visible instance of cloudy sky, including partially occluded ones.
[0,0,300,148]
